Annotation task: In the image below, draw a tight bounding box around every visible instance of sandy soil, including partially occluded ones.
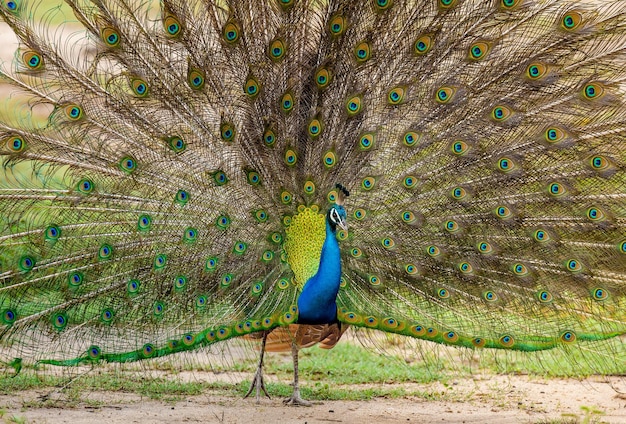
[1,373,625,424]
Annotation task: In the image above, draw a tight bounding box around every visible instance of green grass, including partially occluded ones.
[272,341,450,385]
[1,370,212,406]
[0,341,465,407]
[1,330,623,409]
[5,334,622,409]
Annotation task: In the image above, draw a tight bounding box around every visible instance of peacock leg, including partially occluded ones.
[283,340,312,407]
[244,330,271,403]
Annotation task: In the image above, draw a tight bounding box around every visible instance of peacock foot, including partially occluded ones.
[283,388,312,407]
[244,367,270,404]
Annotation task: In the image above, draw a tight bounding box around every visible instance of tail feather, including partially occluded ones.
[0,0,624,375]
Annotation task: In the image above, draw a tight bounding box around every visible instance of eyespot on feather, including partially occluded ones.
[560,10,583,31]
[414,34,433,55]
[163,13,182,37]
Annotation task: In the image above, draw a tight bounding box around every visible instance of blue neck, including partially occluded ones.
[296,219,341,324]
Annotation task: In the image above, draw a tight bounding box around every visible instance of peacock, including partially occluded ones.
[0,0,625,407]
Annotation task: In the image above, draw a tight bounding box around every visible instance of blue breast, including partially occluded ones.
[296,219,341,324]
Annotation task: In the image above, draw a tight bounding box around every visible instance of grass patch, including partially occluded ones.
[2,369,208,407]
[0,340,463,406]
[280,342,449,385]
[236,381,451,402]
[2,334,623,408]
[0,369,441,406]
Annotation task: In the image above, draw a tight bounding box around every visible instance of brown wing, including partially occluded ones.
[245,324,348,352]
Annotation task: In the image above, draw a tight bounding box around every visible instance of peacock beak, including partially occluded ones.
[337,219,348,232]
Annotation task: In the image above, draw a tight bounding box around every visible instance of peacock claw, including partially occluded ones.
[283,389,312,407]
[244,367,270,403]
[283,396,312,407]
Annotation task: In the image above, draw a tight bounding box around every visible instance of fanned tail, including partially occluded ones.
[0,0,624,375]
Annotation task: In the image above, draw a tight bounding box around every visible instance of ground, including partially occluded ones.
[1,368,625,423]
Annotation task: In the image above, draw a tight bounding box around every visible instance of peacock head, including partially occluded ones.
[328,183,349,232]
[328,205,348,233]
